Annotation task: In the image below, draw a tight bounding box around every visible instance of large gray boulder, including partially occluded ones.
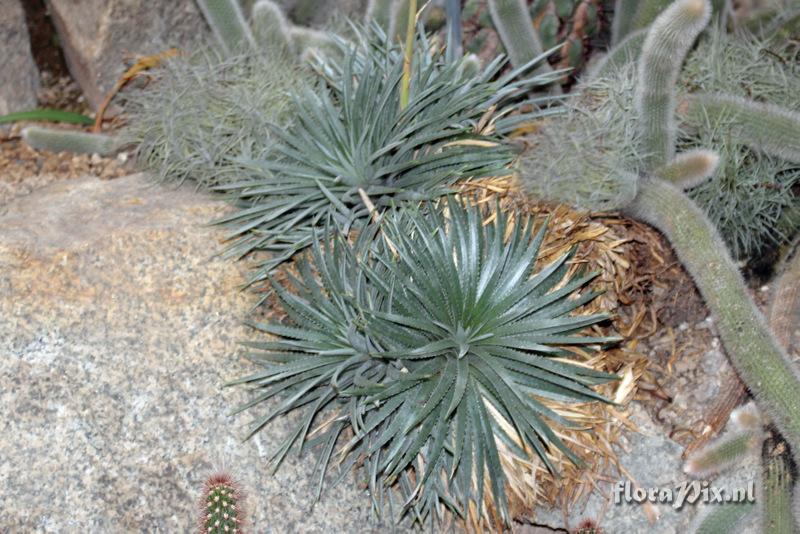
[44,0,210,111]
[0,174,387,531]
[0,0,40,115]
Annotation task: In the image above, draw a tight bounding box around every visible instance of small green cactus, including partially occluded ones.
[200,473,244,534]
[195,0,256,55]
[22,126,120,156]
[572,519,603,534]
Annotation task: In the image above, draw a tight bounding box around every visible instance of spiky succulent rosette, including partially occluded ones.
[230,198,620,528]
[214,25,563,285]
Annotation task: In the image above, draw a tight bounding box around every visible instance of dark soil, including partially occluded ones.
[1,0,129,206]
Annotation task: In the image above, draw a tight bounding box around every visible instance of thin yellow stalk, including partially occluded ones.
[400,0,417,111]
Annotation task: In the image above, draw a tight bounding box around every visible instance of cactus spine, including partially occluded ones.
[22,126,119,155]
[683,94,800,164]
[487,0,552,76]
[250,0,292,53]
[635,0,711,168]
[195,0,255,55]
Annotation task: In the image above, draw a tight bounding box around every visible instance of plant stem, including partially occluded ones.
[400,0,417,111]
[626,178,800,464]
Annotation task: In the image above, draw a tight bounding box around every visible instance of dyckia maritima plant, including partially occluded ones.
[230,199,619,527]
[215,26,563,285]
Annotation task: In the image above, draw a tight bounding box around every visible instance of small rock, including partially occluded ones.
[44,0,211,110]
[0,0,40,115]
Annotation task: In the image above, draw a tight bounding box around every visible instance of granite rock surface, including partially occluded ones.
[0,0,40,116]
[0,174,387,532]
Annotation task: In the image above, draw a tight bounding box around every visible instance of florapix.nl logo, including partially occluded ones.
[613,480,756,510]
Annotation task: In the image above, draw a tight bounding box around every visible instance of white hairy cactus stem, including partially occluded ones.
[251,0,292,53]
[636,0,711,168]
[585,28,645,82]
[626,177,800,466]
[22,126,119,156]
[655,149,720,189]
[682,94,800,164]
[366,0,393,32]
[195,0,255,56]
[762,445,795,534]
[487,0,552,76]
[611,0,639,45]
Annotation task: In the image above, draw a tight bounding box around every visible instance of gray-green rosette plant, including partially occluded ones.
[229,198,618,527]
[215,26,563,285]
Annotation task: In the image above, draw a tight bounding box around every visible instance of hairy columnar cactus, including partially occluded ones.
[250,0,292,53]
[460,54,481,78]
[762,441,795,534]
[625,178,800,463]
[487,0,552,75]
[683,402,762,478]
[200,473,243,533]
[195,0,255,55]
[586,28,646,81]
[289,27,338,58]
[635,0,711,168]
[445,0,462,61]
[524,0,800,469]
[655,149,720,189]
[611,0,640,45]
[690,501,757,533]
[631,0,675,32]
[391,0,413,41]
[682,94,800,164]
[367,0,393,31]
[22,126,119,155]
[771,240,800,351]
